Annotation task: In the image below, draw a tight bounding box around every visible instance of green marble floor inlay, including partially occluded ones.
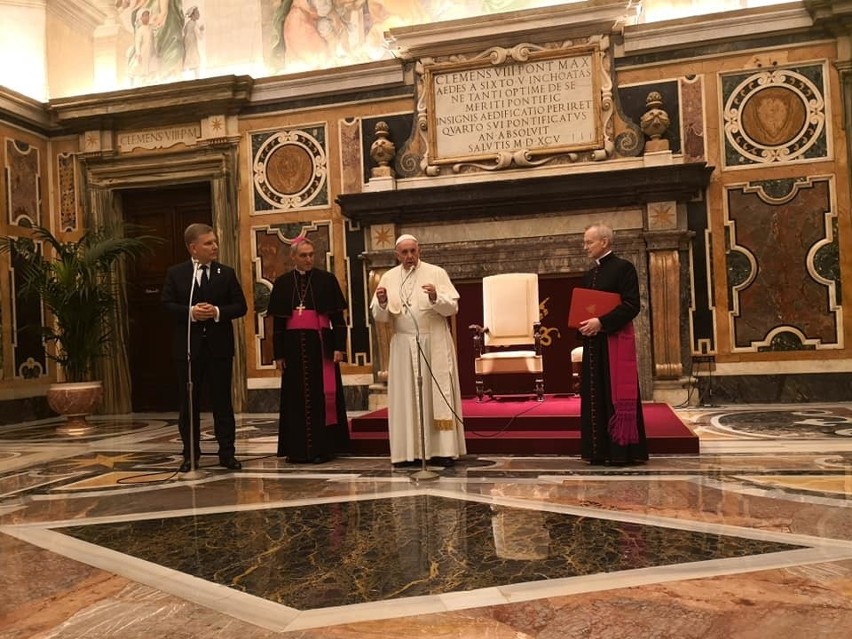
[59,495,804,609]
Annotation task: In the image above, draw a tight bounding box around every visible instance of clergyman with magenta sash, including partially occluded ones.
[577,222,648,465]
[267,237,350,463]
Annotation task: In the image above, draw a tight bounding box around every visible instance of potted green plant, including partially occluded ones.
[0,223,157,434]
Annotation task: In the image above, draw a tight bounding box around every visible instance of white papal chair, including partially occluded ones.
[469,273,544,401]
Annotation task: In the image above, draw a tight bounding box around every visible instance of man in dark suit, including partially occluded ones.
[162,223,248,472]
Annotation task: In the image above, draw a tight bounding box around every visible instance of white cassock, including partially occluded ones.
[371,260,466,463]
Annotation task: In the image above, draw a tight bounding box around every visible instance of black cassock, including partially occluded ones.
[579,252,648,464]
[267,268,350,462]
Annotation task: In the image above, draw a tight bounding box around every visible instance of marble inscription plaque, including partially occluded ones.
[426,48,601,164]
[117,125,201,152]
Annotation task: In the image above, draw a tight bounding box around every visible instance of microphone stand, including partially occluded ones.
[180,260,206,481]
[404,298,439,483]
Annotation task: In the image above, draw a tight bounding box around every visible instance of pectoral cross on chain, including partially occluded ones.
[296,303,305,316]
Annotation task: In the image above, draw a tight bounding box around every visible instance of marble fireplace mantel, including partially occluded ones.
[336,163,713,226]
[341,162,712,403]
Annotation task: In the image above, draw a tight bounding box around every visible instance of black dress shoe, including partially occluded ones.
[429,456,455,467]
[219,457,242,470]
[178,459,200,473]
[392,460,421,469]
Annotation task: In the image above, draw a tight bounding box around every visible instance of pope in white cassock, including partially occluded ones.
[370,234,466,468]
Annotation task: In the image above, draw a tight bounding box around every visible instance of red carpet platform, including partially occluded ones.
[349,395,698,456]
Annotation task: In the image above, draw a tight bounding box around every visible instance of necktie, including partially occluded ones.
[198,264,208,299]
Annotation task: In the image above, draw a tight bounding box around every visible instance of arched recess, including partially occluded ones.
[79,143,245,413]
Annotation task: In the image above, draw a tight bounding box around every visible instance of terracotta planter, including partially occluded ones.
[46,381,104,436]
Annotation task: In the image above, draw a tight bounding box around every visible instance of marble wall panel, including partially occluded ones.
[726,176,839,351]
[249,125,329,214]
[4,139,40,226]
[339,117,363,195]
[343,218,370,367]
[56,152,77,232]
[687,200,716,355]
[720,63,828,168]
[705,372,852,404]
[246,383,368,413]
[680,75,706,163]
[251,223,334,369]
[11,247,47,379]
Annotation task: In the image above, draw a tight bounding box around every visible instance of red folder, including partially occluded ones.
[568,288,622,328]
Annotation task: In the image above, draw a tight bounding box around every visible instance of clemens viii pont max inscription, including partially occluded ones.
[422,45,604,171]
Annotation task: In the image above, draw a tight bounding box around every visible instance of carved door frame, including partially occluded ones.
[79,144,244,413]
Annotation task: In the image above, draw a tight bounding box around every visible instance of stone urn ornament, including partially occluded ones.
[47,381,104,436]
[370,121,396,178]
[640,91,672,153]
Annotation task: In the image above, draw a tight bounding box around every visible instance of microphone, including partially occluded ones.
[187,259,200,356]
[403,297,420,333]
[179,258,206,479]
[399,268,418,326]
[189,259,200,306]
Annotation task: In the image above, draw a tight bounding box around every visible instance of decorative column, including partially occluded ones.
[86,184,133,414]
[645,227,693,403]
[210,148,246,414]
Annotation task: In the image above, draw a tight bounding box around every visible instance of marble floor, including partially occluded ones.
[2,404,852,638]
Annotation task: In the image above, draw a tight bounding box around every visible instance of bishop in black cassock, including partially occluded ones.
[267,261,350,462]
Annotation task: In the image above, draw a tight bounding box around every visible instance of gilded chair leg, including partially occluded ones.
[535,378,544,402]
[475,380,484,402]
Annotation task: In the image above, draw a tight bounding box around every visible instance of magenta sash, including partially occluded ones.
[286,310,338,426]
[606,323,640,445]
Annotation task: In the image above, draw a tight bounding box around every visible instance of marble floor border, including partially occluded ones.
[4,482,852,632]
